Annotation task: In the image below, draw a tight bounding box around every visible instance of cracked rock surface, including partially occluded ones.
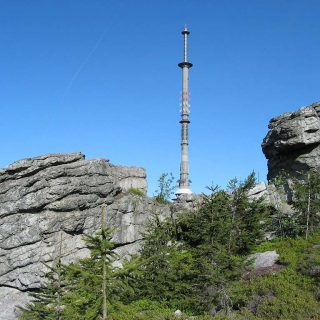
[0,152,170,319]
[262,102,320,181]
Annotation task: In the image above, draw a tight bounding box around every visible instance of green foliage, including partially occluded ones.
[177,173,267,312]
[128,188,145,197]
[180,173,267,255]
[154,173,175,203]
[130,214,198,311]
[19,208,132,320]
[61,225,130,320]
[109,300,183,320]
[271,168,320,239]
[226,172,268,254]
[18,260,66,320]
[228,232,320,320]
[130,173,269,315]
[271,207,301,239]
[292,169,320,239]
[109,300,217,320]
[268,169,320,239]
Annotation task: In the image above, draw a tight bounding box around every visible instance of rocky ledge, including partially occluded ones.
[0,153,170,319]
[262,102,320,181]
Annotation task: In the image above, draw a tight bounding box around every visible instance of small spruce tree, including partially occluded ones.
[62,207,122,320]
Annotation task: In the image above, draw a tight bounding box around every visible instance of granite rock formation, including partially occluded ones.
[0,153,171,319]
[262,102,320,181]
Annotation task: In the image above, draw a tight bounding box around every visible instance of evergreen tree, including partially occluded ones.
[179,187,242,313]
[19,207,132,320]
[227,172,268,254]
[132,213,197,310]
[62,207,125,320]
[133,173,268,315]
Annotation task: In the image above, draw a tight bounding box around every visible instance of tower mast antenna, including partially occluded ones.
[176,26,193,196]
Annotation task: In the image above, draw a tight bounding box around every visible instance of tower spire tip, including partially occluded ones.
[181,25,190,35]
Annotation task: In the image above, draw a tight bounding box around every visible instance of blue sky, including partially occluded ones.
[1,0,320,195]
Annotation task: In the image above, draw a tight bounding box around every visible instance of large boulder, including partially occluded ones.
[244,251,283,281]
[262,102,320,181]
[0,153,171,319]
[250,251,279,269]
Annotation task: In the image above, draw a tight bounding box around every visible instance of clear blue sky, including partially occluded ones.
[1,0,320,195]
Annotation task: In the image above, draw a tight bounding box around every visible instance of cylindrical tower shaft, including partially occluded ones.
[176,27,193,196]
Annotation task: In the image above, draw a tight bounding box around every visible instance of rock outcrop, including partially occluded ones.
[0,153,171,319]
[262,102,320,181]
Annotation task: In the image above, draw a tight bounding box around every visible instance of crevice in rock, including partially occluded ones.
[18,204,47,214]
[0,260,38,278]
[0,238,41,251]
[113,238,143,249]
[62,228,84,237]
[0,283,27,293]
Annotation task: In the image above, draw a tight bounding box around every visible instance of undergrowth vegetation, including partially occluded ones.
[227,232,320,319]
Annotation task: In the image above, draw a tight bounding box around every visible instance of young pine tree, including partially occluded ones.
[62,207,125,320]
